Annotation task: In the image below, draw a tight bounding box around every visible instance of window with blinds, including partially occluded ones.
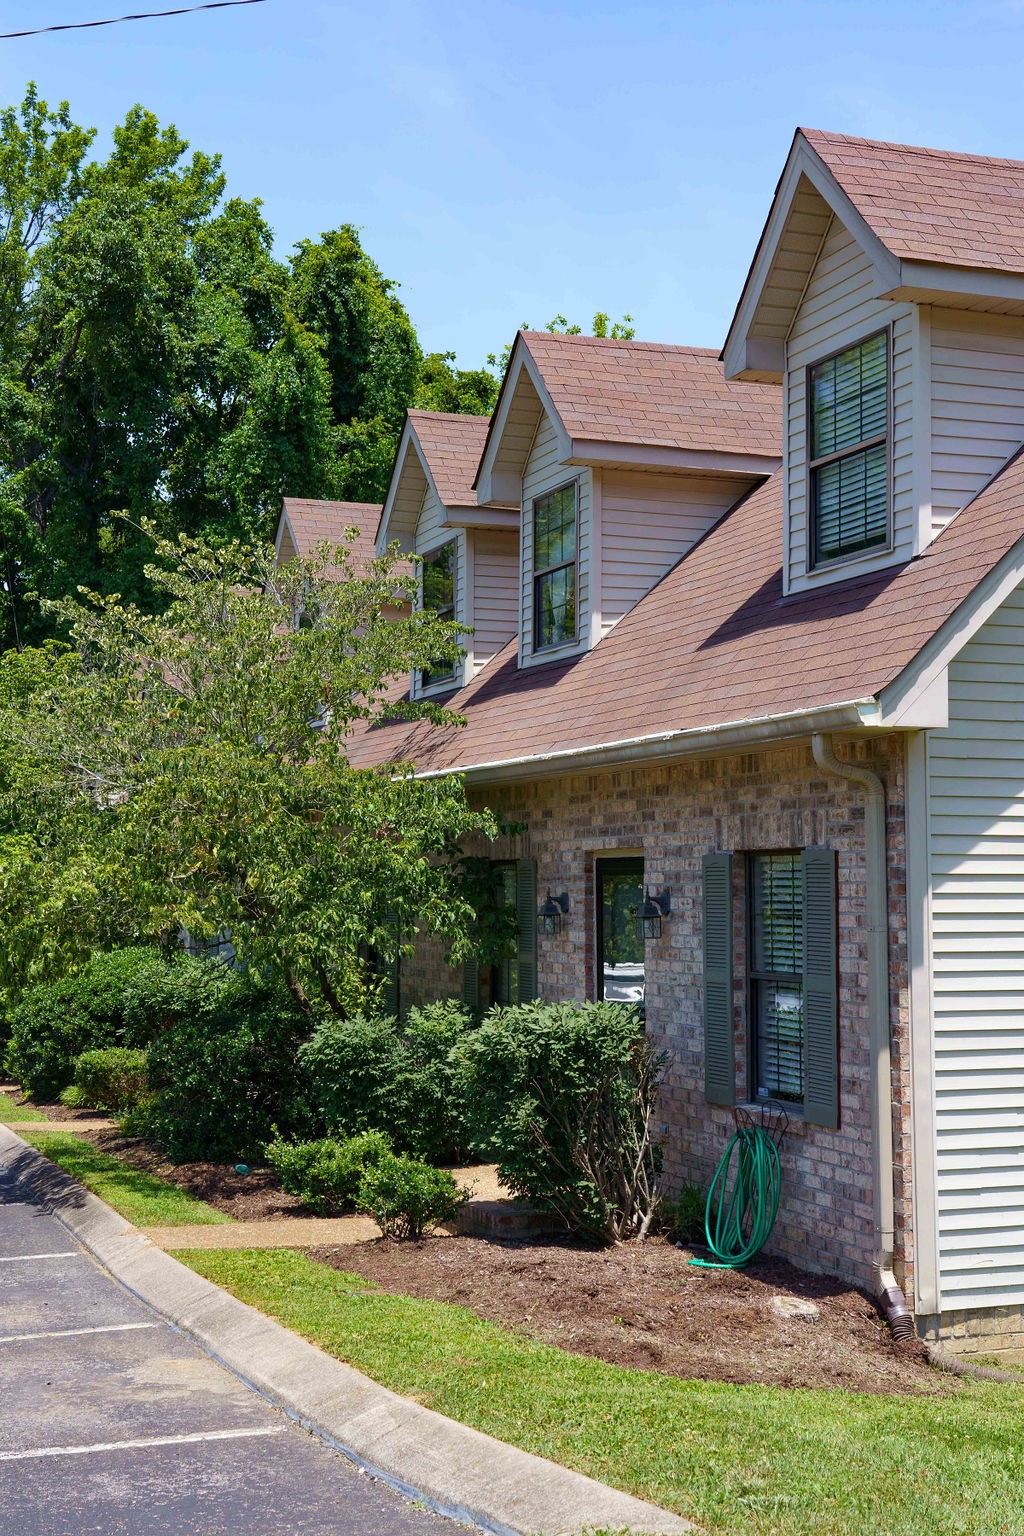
[749,852,805,1104]
[809,330,889,566]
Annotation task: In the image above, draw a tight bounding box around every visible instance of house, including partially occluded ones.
[315,127,1024,1358]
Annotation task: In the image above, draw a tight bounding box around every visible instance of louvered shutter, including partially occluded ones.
[382,914,401,1017]
[460,954,480,1011]
[515,857,538,1003]
[702,852,735,1106]
[801,847,839,1129]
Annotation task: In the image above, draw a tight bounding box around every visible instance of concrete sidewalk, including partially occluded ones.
[0,1124,692,1535]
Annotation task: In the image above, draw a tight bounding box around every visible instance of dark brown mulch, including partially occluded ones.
[307,1235,945,1396]
[69,1127,304,1221]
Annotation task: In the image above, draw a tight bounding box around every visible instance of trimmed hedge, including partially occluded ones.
[70,1048,149,1113]
[263,1129,392,1216]
[299,1000,475,1163]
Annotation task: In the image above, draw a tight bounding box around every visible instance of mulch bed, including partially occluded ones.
[307,1235,945,1396]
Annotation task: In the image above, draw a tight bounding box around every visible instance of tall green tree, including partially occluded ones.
[0,526,503,1011]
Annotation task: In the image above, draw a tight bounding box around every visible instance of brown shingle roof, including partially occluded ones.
[280,499,382,571]
[804,127,1024,274]
[406,411,498,507]
[346,448,1024,775]
[521,332,781,456]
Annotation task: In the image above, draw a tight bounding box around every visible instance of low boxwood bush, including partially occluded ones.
[5,947,238,1100]
[146,982,311,1162]
[663,1180,707,1246]
[355,1150,468,1239]
[457,999,666,1243]
[263,1129,392,1216]
[69,1048,149,1113]
[299,1000,475,1163]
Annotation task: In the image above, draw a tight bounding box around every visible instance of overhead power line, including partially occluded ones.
[0,0,266,39]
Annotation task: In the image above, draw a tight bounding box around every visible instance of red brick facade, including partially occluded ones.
[400,734,912,1294]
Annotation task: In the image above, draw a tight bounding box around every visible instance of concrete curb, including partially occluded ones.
[0,1127,693,1535]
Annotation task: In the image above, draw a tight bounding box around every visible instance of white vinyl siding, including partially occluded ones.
[785,218,914,593]
[467,529,519,676]
[599,471,748,633]
[520,412,591,666]
[928,582,1024,1310]
[930,310,1024,537]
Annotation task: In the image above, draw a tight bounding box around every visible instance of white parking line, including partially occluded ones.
[0,1322,162,1344]
[0,1426,290,1462]
[0,1252,82,1263]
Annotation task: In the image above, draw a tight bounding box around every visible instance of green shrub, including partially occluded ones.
[457,1000,666,1243]
[299,1000,475,1163]
[664,1180,706,1246]
[146,982,310,1162]
[116,1100,160,1139]
[356,1150,468,1239]
[5,948,236,1100]
[71,1048,149,1113]
[264,1129,392,1216]
[57,1084,90,1110]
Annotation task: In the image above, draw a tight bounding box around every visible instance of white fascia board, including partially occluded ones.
[377,426,440,556]
[476,341,572,505]
[376,422,421,554]
[273,504,292,561]
[568,438,781,478]
[877,532,1024,722]
[722,136,902,381]
[877,260,1024,308]
[413,698,880,784]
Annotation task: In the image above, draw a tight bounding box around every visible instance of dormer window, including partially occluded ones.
[809,330,889,567]
[533,482,577,651]
[421,540,456,688]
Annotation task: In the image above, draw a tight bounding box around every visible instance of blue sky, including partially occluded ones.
[3,1,1024,366]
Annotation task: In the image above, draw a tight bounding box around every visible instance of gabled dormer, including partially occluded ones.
[377,411,519,698]
[476,331,781,667]
[725,129,1024,595]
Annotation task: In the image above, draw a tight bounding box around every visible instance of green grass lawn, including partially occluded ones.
[0,1089,48,1122]
[21,1129,231,1227]
[182,1248,1024,1536]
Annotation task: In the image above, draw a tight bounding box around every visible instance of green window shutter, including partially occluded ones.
[382,914,401,1017]
[515,857,538,1003]
[801,847,839,1130]
[461,954,479,1010]
[702,852,735,1106]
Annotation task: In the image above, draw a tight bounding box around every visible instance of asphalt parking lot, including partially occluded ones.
[0,1170,461,1536]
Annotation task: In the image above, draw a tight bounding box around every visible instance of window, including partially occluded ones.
[533,483,577,650]
[420,541,456,688]
[809,331,889,566]
[597,858,645,1009]
[748,853,804,1105]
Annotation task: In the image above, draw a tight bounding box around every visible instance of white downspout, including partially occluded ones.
[811,733,913,1336]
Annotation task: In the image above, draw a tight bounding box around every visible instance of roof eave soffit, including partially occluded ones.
[722,135,903,383]
[475,339,571,506]
[377,427,433,554]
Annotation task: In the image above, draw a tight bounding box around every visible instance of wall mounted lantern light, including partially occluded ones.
[634,888,671,942]
[538,890,570,935]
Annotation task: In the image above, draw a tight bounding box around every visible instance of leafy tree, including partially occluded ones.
[0,526,506,1013]
[414,351,499,416]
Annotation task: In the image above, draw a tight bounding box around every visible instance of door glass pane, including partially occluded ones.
[493,862,519,1006]
[598,859,645,1007]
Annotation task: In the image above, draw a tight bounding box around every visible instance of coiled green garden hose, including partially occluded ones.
[689,1124,782,1270]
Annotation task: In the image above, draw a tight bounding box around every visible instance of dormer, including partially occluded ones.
[725,128,1024,595]
[377,411,519,698]
[275,497,383,575]
[476,331,781,668]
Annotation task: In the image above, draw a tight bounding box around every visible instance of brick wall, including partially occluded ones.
[400,734,911,1294]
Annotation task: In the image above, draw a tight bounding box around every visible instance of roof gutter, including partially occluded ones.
[413,698,882,784]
